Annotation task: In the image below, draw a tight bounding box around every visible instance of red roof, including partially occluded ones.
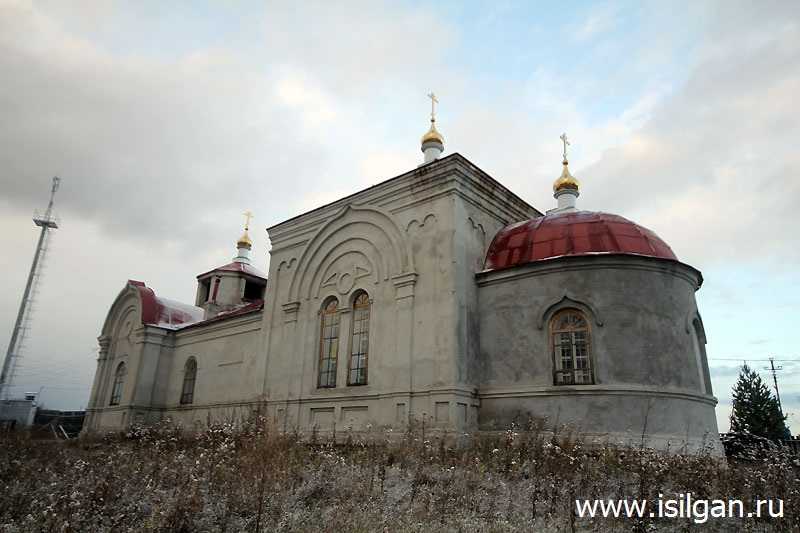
[128,280,263,330]
[484,211,677,271]
[197,261,267,280]
[128,280,205,328]
[179,299,264,330]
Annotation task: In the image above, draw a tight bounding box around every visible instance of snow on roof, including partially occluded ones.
[178,299,264,330]
[128,280,262,331]
[129,280,204,330]
[196,261,267,280]
[154,296,205,330]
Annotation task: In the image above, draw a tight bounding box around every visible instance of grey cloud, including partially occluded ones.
[0,1,457,255]
[0,8,317,251]
[0,1,457,410]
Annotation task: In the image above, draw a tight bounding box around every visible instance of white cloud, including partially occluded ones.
[261,0,454,96]
[275,73,339,129]
[574,5,618,43]
[582,4,800,269]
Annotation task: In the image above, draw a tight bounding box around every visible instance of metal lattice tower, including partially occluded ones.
[0,177,61,400]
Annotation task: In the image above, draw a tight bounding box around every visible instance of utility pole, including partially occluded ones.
[765,356,784,416]
[0,177,61,401]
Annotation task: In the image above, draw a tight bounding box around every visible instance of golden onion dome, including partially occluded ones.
[237,229,252,249]
[421,121,444,145]
[553,160,580,192]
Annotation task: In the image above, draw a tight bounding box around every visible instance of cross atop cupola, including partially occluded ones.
[420,91,444,164]
[195,210,267,317]
[428,92,438,121]
[235,210,254,263]
[550,133,581,213]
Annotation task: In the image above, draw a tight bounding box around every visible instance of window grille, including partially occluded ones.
[318,298,340,388]
[348,292,370,386]
[181,357,197,404]
[551,310,594,385]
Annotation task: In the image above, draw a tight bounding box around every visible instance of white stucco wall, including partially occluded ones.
[259,155,537,432]
[85,154,536,435]
[84,153,719,454]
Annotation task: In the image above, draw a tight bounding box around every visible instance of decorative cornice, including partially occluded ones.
[134,326,172,346]
[477,253,702,289]
[173,319,262,348]
[478,384,718,406]
[299,386,478,404]
[392,272,418,300]
[392,272,418,288]
[282,301,301,323]
[282,301,301,312]
[267,153,538,246]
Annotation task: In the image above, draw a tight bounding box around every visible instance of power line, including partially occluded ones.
[709,358,798,362]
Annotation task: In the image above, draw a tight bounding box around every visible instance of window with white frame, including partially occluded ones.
[551,309,594,385]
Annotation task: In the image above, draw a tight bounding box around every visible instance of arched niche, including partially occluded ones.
[537,294,604,331]
[289,205,414,302]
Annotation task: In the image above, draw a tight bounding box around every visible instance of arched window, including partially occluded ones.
[181,357,197,405]
[318,298,340,388]
[109,362,127,405]
[692,317,713,395]
[551,309,593,385]
[348,291,370,386]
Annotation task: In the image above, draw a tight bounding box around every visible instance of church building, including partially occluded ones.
[84,99,720,451]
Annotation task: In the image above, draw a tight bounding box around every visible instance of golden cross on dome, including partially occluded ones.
[242,210,253,231]
[560,133,570,162]
[427,92,438,120]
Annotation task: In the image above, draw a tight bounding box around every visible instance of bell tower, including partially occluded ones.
[195,211,267,319]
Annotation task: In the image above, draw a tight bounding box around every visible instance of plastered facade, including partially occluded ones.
[84,153,720,452]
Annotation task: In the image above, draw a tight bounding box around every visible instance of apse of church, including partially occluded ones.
[84,96,720,454]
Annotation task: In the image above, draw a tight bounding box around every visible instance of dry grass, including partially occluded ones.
[0,418,797,532]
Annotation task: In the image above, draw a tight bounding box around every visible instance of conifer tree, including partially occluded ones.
[729,364,790,441]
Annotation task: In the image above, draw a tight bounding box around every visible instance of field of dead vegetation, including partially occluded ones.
[1,419,798,532]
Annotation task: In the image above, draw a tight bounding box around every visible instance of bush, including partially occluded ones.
[721,431,781,462]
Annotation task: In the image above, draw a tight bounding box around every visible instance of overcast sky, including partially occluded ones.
[1,0,798,434]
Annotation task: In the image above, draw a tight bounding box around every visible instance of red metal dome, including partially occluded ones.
[484,211,677,271]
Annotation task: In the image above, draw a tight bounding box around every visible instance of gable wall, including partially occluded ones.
[260,155,537,431]
[85,286,146,431]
